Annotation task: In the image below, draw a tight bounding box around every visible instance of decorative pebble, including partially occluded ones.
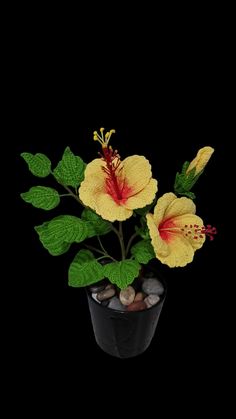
[97,288,116,301]
[92,293,100,303]
[89,283,106,293]
[142,278,164,296]
[144,294,160,308]
[119,286,135,306]
[105,284,115,290]
[108,297,126,311]
[134,292,146,302]
[127,301,147,311]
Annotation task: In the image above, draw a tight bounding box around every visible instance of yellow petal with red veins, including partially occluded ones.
[96,194,133,222]
[146,214,170,257]
[153,192,176,224]
[124,179,158,210]
[123,155,152,193]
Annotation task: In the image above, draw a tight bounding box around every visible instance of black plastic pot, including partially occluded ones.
[86,280,166,359]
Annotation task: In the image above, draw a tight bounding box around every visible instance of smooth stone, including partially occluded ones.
[119,286,135,306]
[134,292,146,302]
[108,297,126,311]
[105,284,115,290]
[144,294,160,308]
[89,283,106,293]
[97,288,116,301]
[92,293,101,303]
[127,301,147,311]
[142,278,164,296]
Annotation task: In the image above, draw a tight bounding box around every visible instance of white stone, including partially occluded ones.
[144,294,160,308]
[142,278,164,296]
[92,293,101,303]
[119,286,135,306]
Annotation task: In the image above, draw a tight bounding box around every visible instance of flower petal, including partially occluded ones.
[96,193,133,222]
[187,146,214,175]
[79,173,104,210]
[123,155,152,193]
[124,179,158,210]
[174,214,206,250]
[161,235,195,267]
[164,196,196,219]
[146,214,170,257]
[84,158,106,178]
[153,192,177,224]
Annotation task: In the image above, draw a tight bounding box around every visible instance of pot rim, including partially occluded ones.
[86,274,167,315]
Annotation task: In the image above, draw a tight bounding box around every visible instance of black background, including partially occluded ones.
[9,20,229,412]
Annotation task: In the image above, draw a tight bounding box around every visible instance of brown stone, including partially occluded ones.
[127,301,147,311]
[134,292,146,302]
[97,288,116,301]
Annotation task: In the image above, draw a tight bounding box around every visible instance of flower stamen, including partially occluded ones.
[159,220,217,242]
[93,128,116,148]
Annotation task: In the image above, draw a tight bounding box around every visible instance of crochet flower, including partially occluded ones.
[187,146,214,175]
[146,192,216,267]
[79,129,158,222]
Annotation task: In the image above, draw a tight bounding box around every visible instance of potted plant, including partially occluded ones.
[20,128,216,358]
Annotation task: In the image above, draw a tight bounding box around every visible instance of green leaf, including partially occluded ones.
[35,220,71,256]
[183,168,196,191]
[135,225,150,240]
[21,152,51,177]
[69,250,104,287]
[131,240,155,264]
[181,161,190,175]
[103,260,140,289]
[134,215,150,240]
[35,215,88,256]
[53,146,86,188]
[81,208,112,237]
[21,186,60,210]
[188,169,203,188]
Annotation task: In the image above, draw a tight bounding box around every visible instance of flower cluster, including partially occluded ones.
[20,128,216,291]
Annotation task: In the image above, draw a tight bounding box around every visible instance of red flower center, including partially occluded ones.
[101,147,133,204]
[159,218,177,242]
[159,219,217,243]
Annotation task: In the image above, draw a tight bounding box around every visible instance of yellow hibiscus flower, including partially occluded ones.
[146,192,216,267]
[79,129,158,222]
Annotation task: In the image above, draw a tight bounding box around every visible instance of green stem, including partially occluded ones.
[59,193,72,197]
[51,171,83,205]
[125,232,139,257]
[85,244,117,262]
[97,236,107,254]
[111,223,126,260]
[119,222,126,260]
